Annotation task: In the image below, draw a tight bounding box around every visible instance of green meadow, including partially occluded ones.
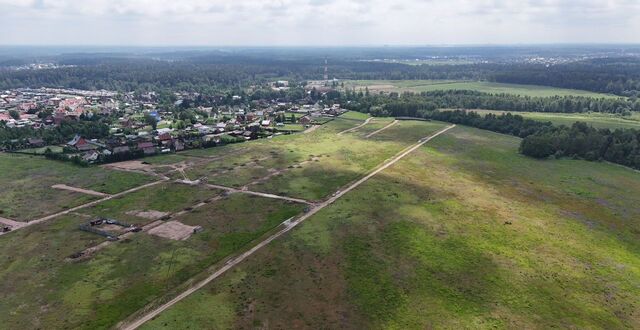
[466,109,640,130]
[343,80,621,98]
[143,126,640,329]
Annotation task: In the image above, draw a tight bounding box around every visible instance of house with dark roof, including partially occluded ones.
[67,135,97,151]
[112,146,131,154]
[137,141,157,155]
[27,138,45,148]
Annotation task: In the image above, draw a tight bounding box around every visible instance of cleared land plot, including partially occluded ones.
[143,126,640,329]
[465,109,640,130]
[343,80,621,98]
[0,153,155,221]
[0,193,304,330]
[147,221,199,241]
[83,182,220,226]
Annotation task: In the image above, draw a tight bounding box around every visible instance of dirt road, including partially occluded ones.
[119,124,455,330]
[337,117,373,135]
[0,217,27,235]
[52,184,110,197]
[365,120,398,138]
[204,183,314,205]
[303,124,321,134]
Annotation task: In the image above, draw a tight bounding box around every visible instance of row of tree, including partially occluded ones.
[341,90,639,115]
[520,123,640,169]
[419,110,640,170]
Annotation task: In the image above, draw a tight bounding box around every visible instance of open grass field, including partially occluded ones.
[2,113,446,329]
[184,115,446,200]
[3,113,639,329]
[343,80,621,98]
[142,126,640,329]
[462,109,640,130]
[0,153,156,221]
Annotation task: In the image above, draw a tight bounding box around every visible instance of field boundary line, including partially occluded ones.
[119,124,455,330]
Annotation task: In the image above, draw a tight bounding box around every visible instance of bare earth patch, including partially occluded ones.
[147,221,201,240]
[100,224,130,234]
[104,161,153,171]
[126,210,170,220]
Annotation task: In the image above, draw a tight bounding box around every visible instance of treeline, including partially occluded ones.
[413,110,640,171]
[520,123,640,169]
[0,120,109,149]
[425,110,552,138]
[342,90,639,115]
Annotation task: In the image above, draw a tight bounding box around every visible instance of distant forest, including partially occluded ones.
[1,54,640,97]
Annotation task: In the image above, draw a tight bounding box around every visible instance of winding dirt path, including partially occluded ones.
[365,120,399,138]
[337,117,373,135]
[303,124,321,134]
[119,124,456,330]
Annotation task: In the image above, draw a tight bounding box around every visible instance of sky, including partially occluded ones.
[2,0,640,46]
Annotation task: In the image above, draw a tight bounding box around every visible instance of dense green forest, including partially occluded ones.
[520,123,640,168]
[2,53,640,96]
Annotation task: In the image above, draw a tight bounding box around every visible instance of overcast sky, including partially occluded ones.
[2,0,640,46]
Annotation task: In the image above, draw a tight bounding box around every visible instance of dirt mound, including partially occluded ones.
[147,221,201,241]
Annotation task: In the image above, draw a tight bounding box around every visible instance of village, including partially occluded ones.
[0,82,346,164]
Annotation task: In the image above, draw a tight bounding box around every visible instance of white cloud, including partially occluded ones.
[1,0,639,45]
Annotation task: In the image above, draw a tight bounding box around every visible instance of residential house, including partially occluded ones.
[299,116,312,125]
[112,146,131,154]
[67,135,98,151]
[27,138,45,148]
[82,150,100,163]
[137,141,157,155]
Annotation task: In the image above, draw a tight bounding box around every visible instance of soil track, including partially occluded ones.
[365,120,399,138]
[337,117,373,135]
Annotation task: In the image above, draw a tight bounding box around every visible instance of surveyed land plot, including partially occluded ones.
[120,125,455,330]
[0,153,156,222]
[1,116,450,329]
[0,187,305,329]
